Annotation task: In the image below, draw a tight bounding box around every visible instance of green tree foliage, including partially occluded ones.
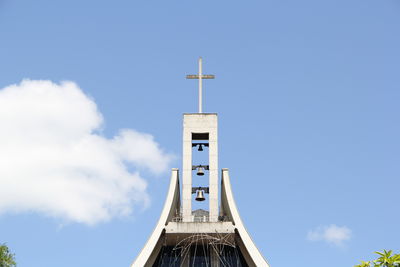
[0,244,16,267]
[355,250,400,267]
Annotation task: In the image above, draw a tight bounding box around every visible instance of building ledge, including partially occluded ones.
[165,222,235,234]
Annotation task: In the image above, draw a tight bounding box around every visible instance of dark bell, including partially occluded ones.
[196,167,205,176]
[195,190,206,201]
[198,144,203,151]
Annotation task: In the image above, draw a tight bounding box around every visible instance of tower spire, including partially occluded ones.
[186,57,215,113]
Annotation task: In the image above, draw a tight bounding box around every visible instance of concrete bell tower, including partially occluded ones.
[131,58,270,267]
[182,113,218,222]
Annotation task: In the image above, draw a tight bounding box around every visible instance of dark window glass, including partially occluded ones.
[153,243,249,267]
[152,246,181,267]
[190,245,211,266]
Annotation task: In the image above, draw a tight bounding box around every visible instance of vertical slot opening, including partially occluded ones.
[191,132,209,214]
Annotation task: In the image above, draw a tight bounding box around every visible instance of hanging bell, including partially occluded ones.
[198,144,203,151]
[196,166,205,176]
[195,190,206,201]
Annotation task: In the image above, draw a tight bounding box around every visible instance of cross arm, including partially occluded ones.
[186,74,215,79]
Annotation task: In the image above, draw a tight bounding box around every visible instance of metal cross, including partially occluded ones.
[186,57,215,113]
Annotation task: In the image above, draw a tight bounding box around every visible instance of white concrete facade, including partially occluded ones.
[182,113,218,222]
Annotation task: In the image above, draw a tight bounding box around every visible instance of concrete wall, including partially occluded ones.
[182,113,219,222]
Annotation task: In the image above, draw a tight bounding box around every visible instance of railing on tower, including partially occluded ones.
[171,213,229,223]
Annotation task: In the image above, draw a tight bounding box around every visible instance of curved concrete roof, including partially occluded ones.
[221,168,271,267]
[131,168,271,267]
[130,169,180,267]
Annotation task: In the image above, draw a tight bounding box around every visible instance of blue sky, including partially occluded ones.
[0,0,399,266]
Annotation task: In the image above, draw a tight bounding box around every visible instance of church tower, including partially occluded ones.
[131,58,270,267]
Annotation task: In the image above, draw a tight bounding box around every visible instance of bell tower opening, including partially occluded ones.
[191,133,210,214]
[192,133,209,140]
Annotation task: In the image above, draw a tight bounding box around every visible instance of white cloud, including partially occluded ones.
[307,224,352,246]
[0,80,174,225]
